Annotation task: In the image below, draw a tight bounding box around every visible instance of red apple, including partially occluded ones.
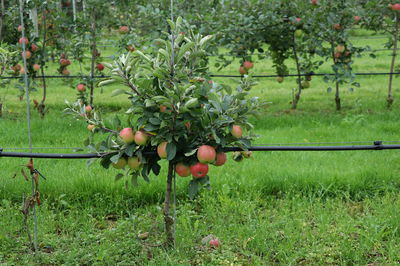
[295,17,301,23]
[96,63,104,71]
[119,128,135,143]
[13,64,21,72]
[62,69,70,76]
[185,121,191,130]
[214,152,227,166]
[119,26,129,34]
[354,16,361,22]
[76,83,86,92]
[60,58,71,66]
[333,24,341,30]
[87,124,95,131]
[197,145,216,163]
[126,45,136,52]
[157,142,168,159]
[243,61,253,70]
[175,163,191,177]
[32,64,40,71]
[209,238,220,248]
[22,51,32,59]
[239,66,247,75]
[85,105,92,113]
[334,52,341,59]
[311,0,317,5]
[134,130,149,145]
[190,162,209,178]
[17,25,23,32]
[392,3,400,10]
[112,157,127,169]
[127,156,141,170]
[31,43,39,52]
[336,44,345,53]
[19,37,28,45]
[231,125,243,138]
[20,67,26,75]
[159,105,167,112]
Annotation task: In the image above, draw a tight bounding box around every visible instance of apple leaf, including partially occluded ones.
[166,142,177,161]
[115,173,124,182]
[188,179,200,200]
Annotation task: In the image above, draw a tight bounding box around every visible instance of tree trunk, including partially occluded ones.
[291,36,302,110]
[89,15,96,107]
[0,0,4,42]
[0,103,3,117]
[335,81,341,111]
[388,15,399,108]
[163,161,175,248]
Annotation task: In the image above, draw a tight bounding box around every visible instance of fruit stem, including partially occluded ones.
[164,161,176,248]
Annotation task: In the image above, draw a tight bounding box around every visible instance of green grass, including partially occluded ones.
[1,31,400,264]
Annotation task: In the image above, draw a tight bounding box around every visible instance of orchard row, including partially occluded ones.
[1,0,400,115]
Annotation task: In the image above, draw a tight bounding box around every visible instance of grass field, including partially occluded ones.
[1,31,400,264]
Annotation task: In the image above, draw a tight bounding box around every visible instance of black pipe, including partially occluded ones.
[0,144,399,159]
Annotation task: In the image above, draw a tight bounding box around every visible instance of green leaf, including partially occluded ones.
[86,158,97,168]
[110,154,121,164]
[151,162,161,176]
[111,89,127,97]
[184,148,198,157]
[166,142,177,161]
[125,144,136,157]
[188,179,200,200]
[199,35,213,47]
[115,173,124,182]
[177,42,195,63]
[141,165,150,183]
[167,19,175,30]
[131,172,139,186]
[149,117,161,125]
[98,79,116,87]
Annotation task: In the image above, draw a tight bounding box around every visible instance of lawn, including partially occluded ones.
[1,31,400,264]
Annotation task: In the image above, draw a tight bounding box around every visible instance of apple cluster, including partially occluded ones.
[11,30,41,76]
[109,124,246,179]
[238,60,254,75]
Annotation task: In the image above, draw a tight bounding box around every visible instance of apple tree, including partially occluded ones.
[65,17,262,247]
[361,0,400,107]
[313,0,365,111]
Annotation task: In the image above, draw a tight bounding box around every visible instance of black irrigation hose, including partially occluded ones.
[1,142,398,159]
[210,72,400,78]
[2,72,400,80]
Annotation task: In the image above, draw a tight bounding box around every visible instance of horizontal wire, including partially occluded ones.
[2,72,400,80]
